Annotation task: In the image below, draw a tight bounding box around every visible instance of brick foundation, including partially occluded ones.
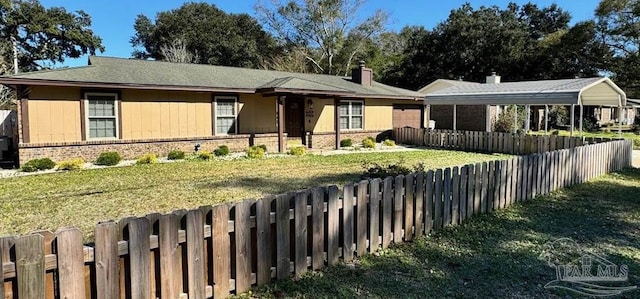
[18,133,283,163]
[308,130,392,149]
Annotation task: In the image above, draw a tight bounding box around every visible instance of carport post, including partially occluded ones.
[524,105,531,133]
[544,105,549,134]
[570,104,575,137]
[579,104,584,137]
[618,105,623,137]
[453,104,457,131]
[513,105,517,133]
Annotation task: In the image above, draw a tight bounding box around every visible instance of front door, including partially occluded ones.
[285,98,304,142]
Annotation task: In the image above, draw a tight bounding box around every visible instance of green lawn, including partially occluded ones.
[246,168,640,299]
[0,149,505,241]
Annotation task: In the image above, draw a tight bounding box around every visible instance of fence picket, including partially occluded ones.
[158,214,180,299]
[466,164,475,217]
[312,187,326,269]
[481,162,488,213]
[473,163,482,214]
[294,192,308,278]
[15,234,45,299]
[404,174,415,241]
[381,178,393,248]
[342,184,355,262]
[327,186,340,265]
[256,196,273,285]
[128,218,151,299]
[369,179,381,250]
[459,166,468,221]
[393,175,405,242]
[487,161,495,211]
[424,171,435,234]
[187,209,207,299]
[56,228,85,299]
[452,167,460,224]
[357,181,368,256]
[414,173,425,237]
[443,168,452,227]
[276,194,292,279]
[434,170,443,230]
[212,204,230,298]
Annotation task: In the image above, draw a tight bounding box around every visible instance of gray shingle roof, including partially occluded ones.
[428,78,602,96]
[0,56,422,99]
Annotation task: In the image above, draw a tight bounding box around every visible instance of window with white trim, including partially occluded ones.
[85,93,119,139]
[215,96,238,135]
[339,100,363,130]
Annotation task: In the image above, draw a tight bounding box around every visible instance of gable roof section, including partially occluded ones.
[417,79,480,94]
[424,77,627,106]
[0,56,423,100]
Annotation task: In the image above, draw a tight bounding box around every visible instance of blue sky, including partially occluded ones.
[40,0,602,67]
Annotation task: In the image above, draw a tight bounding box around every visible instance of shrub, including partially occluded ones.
[289,146,306,156]
[548,105,569,128]
[95,151,121,166]
[214,145,230,157]
[167,150,185,160]
[258,144,267,152]
[136,153,158,165]
[362,159,425,179]
[494,105,526,133]
[551,130,560,136]
[383,139,396,146]
[57,158,85,171]
[246,146,265,159]
[198,151,213,161]
[340,138,353,147]
[582,115,599,132]
[362,137,376,149]
[22,158,56,172]
[634,139,640,149]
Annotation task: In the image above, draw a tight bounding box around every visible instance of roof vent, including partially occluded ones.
[486,72,501,84]
[352,60,373,86]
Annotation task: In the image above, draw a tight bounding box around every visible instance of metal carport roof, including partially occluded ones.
[424,77,627,107]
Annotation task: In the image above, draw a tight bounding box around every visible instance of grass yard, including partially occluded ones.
[246,168,640,299]
[0,149,505,241]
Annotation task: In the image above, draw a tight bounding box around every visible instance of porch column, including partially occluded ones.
[570,104,575,137]
[524,105,531,133]
[453,104,457,131]
[334,99,341,150]
[579,104,584,136]
[425,104,430,129]
[544,105,549,134]
[277,96,285,153]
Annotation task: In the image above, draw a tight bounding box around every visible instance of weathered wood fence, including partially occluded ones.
[0,139,632,299]
[393,127,615,155]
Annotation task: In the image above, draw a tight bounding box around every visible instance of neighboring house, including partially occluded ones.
[0,57,424,163]
[421,74,628,132]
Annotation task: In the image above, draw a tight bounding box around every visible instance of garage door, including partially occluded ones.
[393,105,423,128]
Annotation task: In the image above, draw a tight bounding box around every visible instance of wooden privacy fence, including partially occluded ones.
[0,139,632,299]
[393,127,616,155]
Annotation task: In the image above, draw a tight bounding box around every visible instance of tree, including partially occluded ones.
[0,0,104,71]
[595,0,640,97]
[256,0,389,75]
[131,2,277,68]
[159,39,198,63]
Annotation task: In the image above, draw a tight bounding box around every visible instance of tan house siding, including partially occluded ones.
[238,94,277,134]
[24,99,82,143]
[121,90,212,139]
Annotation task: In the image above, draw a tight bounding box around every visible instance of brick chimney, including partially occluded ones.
[486,72,501,84]
[352,61,373,86]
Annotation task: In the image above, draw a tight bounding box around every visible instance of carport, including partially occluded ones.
[424,77,627,136]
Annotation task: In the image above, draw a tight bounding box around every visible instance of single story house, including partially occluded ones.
[0,57,424,163]
[420,73,629,133]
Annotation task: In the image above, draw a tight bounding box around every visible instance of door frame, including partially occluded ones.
[284,97,306,144]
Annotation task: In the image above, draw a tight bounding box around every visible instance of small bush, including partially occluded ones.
[551,130,560,136]
[21,158,56,172]
[258,144,267,152]
[362,137,376,149]
[362,158,425,179]
[57,158,85,171]
[198,151,213,161]
[289,146,306,156]
[95,151,121,166]
[167,150,185,160]
[383,139,396,146]
[214,145,230,157]
[633,139,640,149]
[340,138,353,147]
[246,146,265,159]
[136,153,158,165]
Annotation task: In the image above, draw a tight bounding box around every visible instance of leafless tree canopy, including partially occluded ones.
[159,39,199,63]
